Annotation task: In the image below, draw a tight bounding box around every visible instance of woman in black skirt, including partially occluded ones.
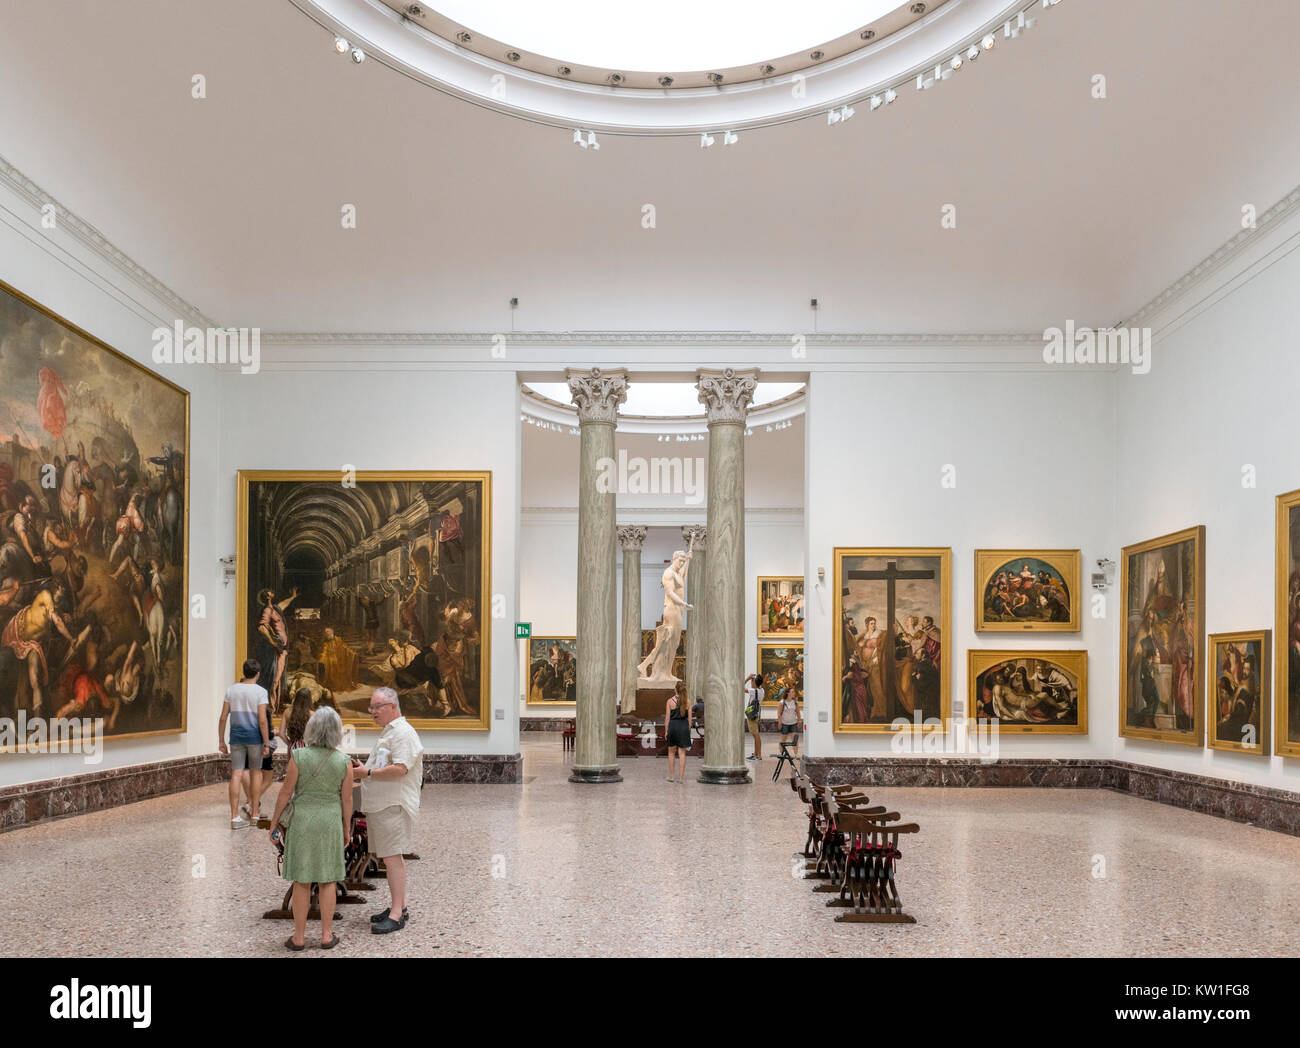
[665,680,693,783]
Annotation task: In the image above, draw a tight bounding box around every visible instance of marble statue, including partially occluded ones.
[637,540,694,686]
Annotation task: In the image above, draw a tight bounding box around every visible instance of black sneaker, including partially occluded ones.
[372,912,408,935]
[369,907,409,924]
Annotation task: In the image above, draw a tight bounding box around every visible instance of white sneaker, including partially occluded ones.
[231,816,251,829]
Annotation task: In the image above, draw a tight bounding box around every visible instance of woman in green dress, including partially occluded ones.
[269,706,352,950]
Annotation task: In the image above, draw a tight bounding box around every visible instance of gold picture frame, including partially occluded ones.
[757,575,805,639]
[974,549,1080,632]
[967,649,1087,734]
[236,470,491,731]
[1275,488,1300,757]
[1207,630,1270,756]
[756,642,803,707]
[0,279,190,750]
[525,635,576,705]
[1118,525,1205,746]
[833,547,951,733]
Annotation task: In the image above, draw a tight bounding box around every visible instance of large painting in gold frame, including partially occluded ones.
[756,642,803,707]
[974,549,1080,632]
[833,547,950,733]
[757,575,804,639]
[967,649,1087,734]
[1118,525,1205,746]
[1274,489,1300,757]
[236,470,490,731]
[0,280,189,750]
[1207,630,1269,756]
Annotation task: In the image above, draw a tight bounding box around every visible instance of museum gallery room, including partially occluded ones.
[1,0,1299,1002]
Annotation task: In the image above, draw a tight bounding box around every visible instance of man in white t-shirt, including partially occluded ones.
[352,686,424,934]
[218,659,270,829]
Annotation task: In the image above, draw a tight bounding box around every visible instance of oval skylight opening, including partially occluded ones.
[428,0,901,72]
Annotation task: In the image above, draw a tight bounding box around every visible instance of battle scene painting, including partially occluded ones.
[974,549,1079,631]
[834,548,950,732]
[0,282,188,745]
[237,471,490,731]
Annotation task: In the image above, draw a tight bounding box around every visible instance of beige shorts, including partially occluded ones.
[366,804,412,858]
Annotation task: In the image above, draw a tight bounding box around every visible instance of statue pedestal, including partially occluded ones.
[634,686,676,721]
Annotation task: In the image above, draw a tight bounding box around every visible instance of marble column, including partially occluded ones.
[696,368,758,785]
[567,367,628,784]
[617,526,647,714]
[681,525,707,704]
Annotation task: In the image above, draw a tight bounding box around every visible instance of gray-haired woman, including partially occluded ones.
[269,706,352,951]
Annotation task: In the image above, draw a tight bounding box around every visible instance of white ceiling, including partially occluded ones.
[1,0,1298,335]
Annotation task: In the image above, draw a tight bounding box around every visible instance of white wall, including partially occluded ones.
[1114,222,1300,792]
[802,367,1118,761]
[0,183,223,786]
[213,366,522,756]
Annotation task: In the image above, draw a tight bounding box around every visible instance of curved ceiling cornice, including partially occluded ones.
[521,383,804,434]
[288,0,1049,135]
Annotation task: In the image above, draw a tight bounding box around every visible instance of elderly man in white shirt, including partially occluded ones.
[351,686,424,934]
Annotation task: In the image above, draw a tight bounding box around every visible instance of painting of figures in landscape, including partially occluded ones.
[757,643,802,707]
[834,548,950,732]
[1208,631,1269,755]
[237,471,490,731]
[968,650,1087,734]
[528,636,576,704]
[1119,526,1204,746]
[0,282,188,747]
[974,549,1079,631]
[641,628,685,682]
[758,576,804,639]
[1276,490,1300,757]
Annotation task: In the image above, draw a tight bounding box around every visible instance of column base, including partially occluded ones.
[697,767,752,785]
[569,766,623,784]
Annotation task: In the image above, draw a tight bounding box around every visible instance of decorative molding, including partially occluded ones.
[1126,183,1300,333]
[0,152,216,328]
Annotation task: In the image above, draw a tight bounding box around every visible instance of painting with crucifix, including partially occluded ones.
[834,547,951,732]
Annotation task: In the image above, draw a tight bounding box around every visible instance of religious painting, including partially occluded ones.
[967,650,1087,734]
[757,576,805,639]
[1275,490,1300,757]
[833,548,951,733]
[1119,526,1205,746]
[641,628,685,682]
[756,643,803,707]
[974,549,1080,631]
[1207,631,1269,756]
[236,470,490,731]
[527,636,576,704]
[0,281,189,749]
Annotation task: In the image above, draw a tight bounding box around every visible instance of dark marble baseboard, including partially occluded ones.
[802,757,1300,837]
[0,754,231,833]
[420,753,522,784]
[520,717,573,732]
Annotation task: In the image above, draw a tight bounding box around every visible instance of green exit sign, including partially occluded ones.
[515,622,531,639]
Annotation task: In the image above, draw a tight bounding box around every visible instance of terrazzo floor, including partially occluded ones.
[2,736,1298,957]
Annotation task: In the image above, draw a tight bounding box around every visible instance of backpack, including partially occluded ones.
[745,687,762,720]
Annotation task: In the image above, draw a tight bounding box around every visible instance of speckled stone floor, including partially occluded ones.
[2,736,1297,957]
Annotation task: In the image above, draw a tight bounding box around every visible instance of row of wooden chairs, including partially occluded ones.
[789,771,920,923]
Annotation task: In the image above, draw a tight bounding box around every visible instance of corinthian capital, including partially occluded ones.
[617,525,648,552]
[681,525,707,551]
[566,367,628,424]
[696,368,758,425]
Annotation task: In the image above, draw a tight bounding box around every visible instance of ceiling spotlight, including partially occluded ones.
[585,130,599,149]
[350,47,366,64]
[658,75,674,87]
[966,44,980,61]
[916,72,933,90]
[827,104,855,125]
[573,128,598,149]
[700,132,715,148]
[827,108,840,126]
[910,1,926,12]
[869,94,883,110]
[950,53,963,71]
[505,51,521,62]
[760,63,775,76]
[406,4,423,15]
[723,130,739,145]
[707,72,724,84]
[557,66,572,76]
[334,36,350,54]
[607,72,625,85]
[861,29,876,40]
[455,31,471,43]
[884,87,897,104]
[982,33,996,50]
[810,50,824,61]
[573,128,584,146]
